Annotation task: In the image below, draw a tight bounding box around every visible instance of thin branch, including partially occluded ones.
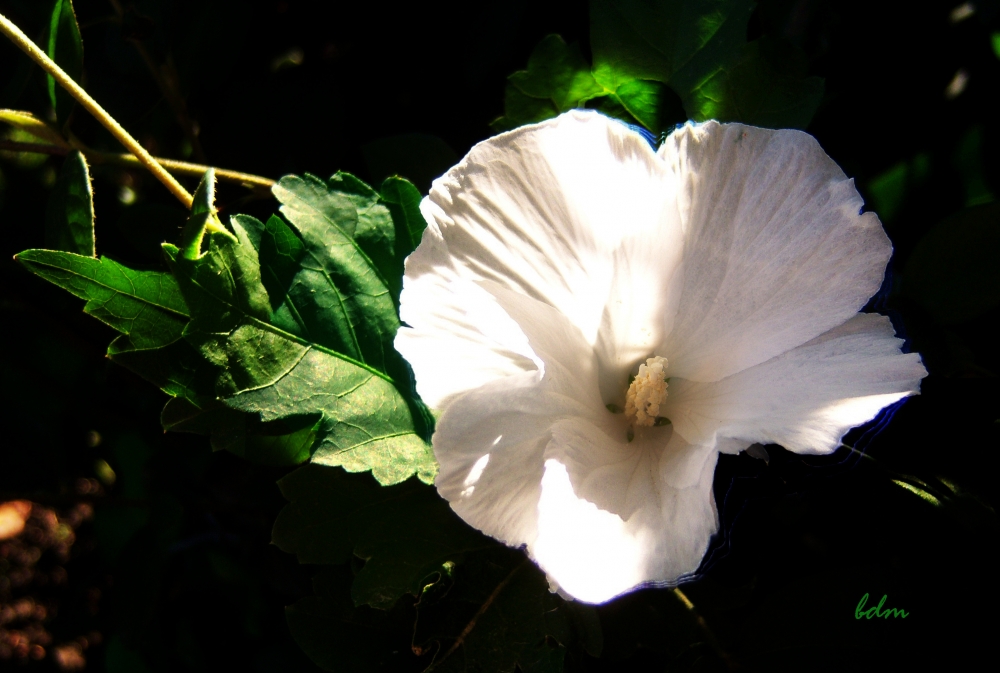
[0,11,194,208]
[672,588,740,671]
[0,140,275,188]
[427,560,527,671]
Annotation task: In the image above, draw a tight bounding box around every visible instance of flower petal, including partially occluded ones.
[412,110,685,408]
[663,314,926,454]
[535,430,719,604]
[659,122,893,382]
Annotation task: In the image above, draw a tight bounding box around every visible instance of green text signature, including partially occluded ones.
[855,593,909,619]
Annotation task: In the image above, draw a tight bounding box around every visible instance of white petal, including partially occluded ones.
[396,221,538,409]
[412,111,685,408]
[659,122,893,382]
[534,430,719,604]
[663,314,926,454]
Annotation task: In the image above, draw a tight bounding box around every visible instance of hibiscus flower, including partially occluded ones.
[395,111,927,604]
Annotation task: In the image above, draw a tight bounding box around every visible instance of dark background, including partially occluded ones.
[1,0,998,671]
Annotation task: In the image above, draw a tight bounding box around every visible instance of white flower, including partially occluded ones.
[395,111,927,604]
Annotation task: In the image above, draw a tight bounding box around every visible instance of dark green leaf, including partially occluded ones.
[44,150,94,256]
[273,465,484,608]
[413,549,601,673]
[162,397,315,466]
[492,84,561,132]
[286,566,422,673]
[589,0,754,100]
[380,176,428,258]
[46,0,84,125]
[902,202,1000,323]
[15,250,188,347]
[362,134,459,196]
[275,466,601,671]
[686,38,824,129]
[271,173,401,370]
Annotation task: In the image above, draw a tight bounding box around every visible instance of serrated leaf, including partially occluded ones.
[271,173,401,371]
[902,202,1000,323]
[273,465,487,609]
[686,38,824,129]
[0,109,70,148]
[44,150,95,256]
[166,174,434,484]
[379,176,427,257]
[589,0,754,98]
[15,250,188,348]
[493,34,605,131]
[46,0,84,125]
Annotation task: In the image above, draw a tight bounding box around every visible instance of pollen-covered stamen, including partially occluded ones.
[624,356,669,427]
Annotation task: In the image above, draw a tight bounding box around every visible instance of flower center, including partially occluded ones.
[624,356,669,427]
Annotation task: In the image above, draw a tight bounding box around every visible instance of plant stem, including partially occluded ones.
[0,140,275,189]
[0,11,194,208]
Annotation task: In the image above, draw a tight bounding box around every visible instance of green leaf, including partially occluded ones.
[167,174,434,484]
[589,0,754,98]
[902,202,1000,324]
[15,250,188,347]
[685,38,824,129]
[361,133,458,196]
[271,173,401,370]
[44,150,94,256]
[46,0,84,125]
[272,465,487,609]
[412,547,603,672]
[286,566,422,673]
[380,176,428,258]
[492,84,561,132]
[162,397,315,466]
[492,34,605,131]
[275,466,602,672]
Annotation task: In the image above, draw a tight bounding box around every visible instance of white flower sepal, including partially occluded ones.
[395,111,927,604]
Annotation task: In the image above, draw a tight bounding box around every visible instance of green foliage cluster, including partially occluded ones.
[493,0,822,134]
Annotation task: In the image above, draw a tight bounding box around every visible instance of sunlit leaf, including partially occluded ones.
[167,173,434,484]
[15,249,188,347]
[44,150,94,256]
[271,173,402,369]
[493,34,605,131]
[46,0,84,125]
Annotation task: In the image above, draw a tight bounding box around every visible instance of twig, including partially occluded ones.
[0,11,194,208]
[0,140,275,188]
[673,588,740,671]
[427,560,527,671]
